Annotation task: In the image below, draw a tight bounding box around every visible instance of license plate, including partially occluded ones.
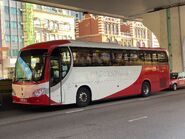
[20,98,27,102]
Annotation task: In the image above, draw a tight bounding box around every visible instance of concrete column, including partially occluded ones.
[179,6,185,71]
[142,8,183,72]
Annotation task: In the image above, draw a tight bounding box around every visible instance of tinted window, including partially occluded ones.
[130,50,139,65]
[60,47,71,78]
[123,51,130,65]
[72,48,92,67]
[152,52,158,63]
[111,50,125,66]
[144,52,152,65]
[72,48,111,67]
[92,49,111,66]
[71,47,168,66]
[158,51,168,63]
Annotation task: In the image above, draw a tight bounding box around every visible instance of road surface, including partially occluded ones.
[0,90,185,139]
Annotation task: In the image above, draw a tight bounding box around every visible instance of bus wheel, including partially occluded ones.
[172,83,177,91]
[76,87,91,107]
[141,81,151,97]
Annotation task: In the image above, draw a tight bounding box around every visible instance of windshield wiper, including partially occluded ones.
[16,78,31,82]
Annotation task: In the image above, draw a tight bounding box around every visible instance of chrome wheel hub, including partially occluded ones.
[79,92,87,102]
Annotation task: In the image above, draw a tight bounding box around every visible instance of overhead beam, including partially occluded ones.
[14,0,185,18]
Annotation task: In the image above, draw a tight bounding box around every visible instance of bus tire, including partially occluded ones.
[141,81,151,97]
[76,87,91,107]
[172,83,177,91]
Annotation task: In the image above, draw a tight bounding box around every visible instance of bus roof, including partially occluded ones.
[21,40,71,51]
[21,40,167,52]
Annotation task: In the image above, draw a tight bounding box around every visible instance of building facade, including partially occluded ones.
[0,1,81,78]
[0,0,24,78]
[76,14,122,43]
[76,14,159,48]
[131,21,148,47]
[23,4,76,46]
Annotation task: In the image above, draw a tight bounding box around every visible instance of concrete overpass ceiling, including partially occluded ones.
[16,0,185,17]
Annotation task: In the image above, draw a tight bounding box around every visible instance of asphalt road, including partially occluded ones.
[0,90,185,139]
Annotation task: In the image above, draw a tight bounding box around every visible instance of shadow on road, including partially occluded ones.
[0,88,179,115]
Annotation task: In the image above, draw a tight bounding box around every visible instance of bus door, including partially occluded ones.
[50,48,62,104]
[60,47,71,103]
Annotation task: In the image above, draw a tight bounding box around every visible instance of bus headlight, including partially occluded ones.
[12,90,16,96]
[32,88,47,97]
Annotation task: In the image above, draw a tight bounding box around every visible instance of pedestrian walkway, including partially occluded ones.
[0,79,12,110]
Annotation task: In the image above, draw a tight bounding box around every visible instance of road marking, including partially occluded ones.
[138,97,151,101]
[65,109,84,114]
[128,116,148,123]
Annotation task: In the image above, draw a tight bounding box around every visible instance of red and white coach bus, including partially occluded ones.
[12,40,170,107]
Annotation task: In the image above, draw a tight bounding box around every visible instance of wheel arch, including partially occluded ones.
[142,80,151,86]
[76,85,92,101]
[141,80,151,97]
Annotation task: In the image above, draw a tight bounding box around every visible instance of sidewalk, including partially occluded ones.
[0,79,13,110]
[0,93,15,110]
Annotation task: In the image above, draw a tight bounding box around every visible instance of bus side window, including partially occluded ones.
[144,52,152,65]
[50,59,60,86]
[152,52,158,64]
[112,50,124,66]
[72,48,92,67]
[100,50,111,66]
[50,48,60,86]
[158,52,168,63]
[138,51,145,65]
[92,51,103,66]
[60,48,71,79]
[130,51,139,65]
[123,51,130,66]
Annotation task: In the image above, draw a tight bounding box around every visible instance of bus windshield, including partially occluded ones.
[15,49,47,82]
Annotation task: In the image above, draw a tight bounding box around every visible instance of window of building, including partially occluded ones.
[35,32,42,42]
[4,6,9,14]
[11,21,17,29]
[49,34,55,40]
[5,21,10,28]
[143,30,146,38]
[44,19,49,28]
[34,18,41,27]
[35,5,42,10]
[49,21,54,30]
[10,7,17,15]
[110,24,113,34]
[109,24,112,34]
[104,23,107,34]
[46,33,50,41]
[11,35,18,42]
[107,24,110,34]
[54,22,59,30]
[12,49,19,57]
[18,23,22,29]
[19,37,23,43]
[17,9,22,16]
[5,35,11,42]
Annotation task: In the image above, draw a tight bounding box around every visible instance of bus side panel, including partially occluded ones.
[105,65,170,99]
[61,66,142,104]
